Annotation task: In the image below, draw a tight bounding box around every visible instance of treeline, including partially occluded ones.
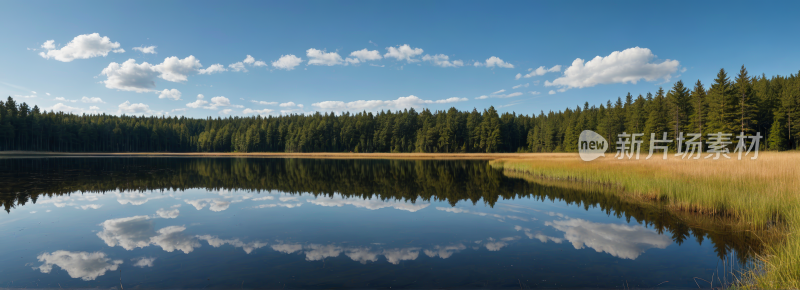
[1,66,798,153]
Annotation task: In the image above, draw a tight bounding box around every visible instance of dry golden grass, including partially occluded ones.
[490,152,800,288]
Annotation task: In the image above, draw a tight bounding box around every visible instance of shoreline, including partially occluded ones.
[0,151,569,160]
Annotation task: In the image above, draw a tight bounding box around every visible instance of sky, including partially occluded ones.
[1,0,799,118]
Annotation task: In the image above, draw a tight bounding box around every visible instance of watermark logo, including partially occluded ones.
[578,130,608,161]
[577,131,762,161]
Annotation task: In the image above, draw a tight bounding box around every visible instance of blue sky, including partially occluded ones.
[1,0,799,117]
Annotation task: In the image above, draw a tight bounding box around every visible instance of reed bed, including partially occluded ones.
[490,152,800,288]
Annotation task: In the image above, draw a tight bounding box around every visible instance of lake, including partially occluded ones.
[0,158,754,288]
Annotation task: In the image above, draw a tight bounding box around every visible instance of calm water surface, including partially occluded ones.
[0,158,752,289]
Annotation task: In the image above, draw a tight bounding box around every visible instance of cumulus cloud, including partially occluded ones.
[312,95,467,112]
[545,47,680,90]
[185,198,231,212]
[382,248,420,264]
[97,216,156,250]
[197,235,268,254]
[81,96,105,103]
[346,48,382,65]
[545,218,672,260]
[101,59,158,92]
[36,251,123,281]
[150,226,202,254]
[474,56,514,68]
[243,108,274,116]
[512,83,529,89]
[153,56,202,82]
[422,54,464,67]
[158,88,182,100]
[306,195,430,212]
[307,49,343,66]
[186,99,208,108]
[118,101,153,115]
[156,208,179,219]
[514,225,563,243]
[272,54,303,70]
[198,64,227,74]
[206,96,242,110]
[384,44,423,62]
[132,46,157,54]
[39,33,123,62]
[548,90,556,95]
[46,103,85,114]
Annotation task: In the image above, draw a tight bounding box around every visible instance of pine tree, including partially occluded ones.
[668,80,690,140]
[734,65,757,134]
[707,68,735,134]
[688,80,708,137]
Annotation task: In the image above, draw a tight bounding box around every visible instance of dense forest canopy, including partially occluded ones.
[1,66,798,153]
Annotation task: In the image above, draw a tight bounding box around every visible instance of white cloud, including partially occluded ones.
[475,56,514,68]
[312,95,467,112]
[422,54,463,68]
[197,235,268,254]
[118,101,153,115]
[545,218,672,260]
[520,65,562,79]
[306,195,429,212]
[46,103,85,114]
[272,54,303,70]
[81,96,105,103]
[158,88,182,100]
[243,108,274,116]
[512,83,529,89]
[185,198,231,212]
[243,55,255,64]
[548,90,556,95]
[492,89,505,95]
[279,101,297,107]
[153,55,202,82]
[41,40,56,50]
[228,62,246,72]
[205,96,242,109]
[39,33,123,62]
[384,44,423,62]
[307,49,343,66]
[149,226,201,254]
[251,100,277,105]
[100,59,158,92]
[46,92,51,96]
[475,95,488,100]
[199,64,227,74]
[97,216,156,250]
[186,99,208,108]
[132,257,156,268]
[271,243,303,254]
[132,46,157,54]
[156,208,179,219]
[382,248,420,264]
[348,48,382,63]
[514,225,563,243]
[36,251,123,281]
[79,204,103,210]
[515,73,522,80]
[545,47,680,90]
[252,196,275,201]
[197,94,204,99]
[423,244,466,259]
[530,91,541,95]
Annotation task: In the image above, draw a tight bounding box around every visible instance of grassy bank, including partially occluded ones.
[490,152,800,288]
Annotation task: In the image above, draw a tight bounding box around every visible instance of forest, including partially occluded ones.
[1,66,798,153]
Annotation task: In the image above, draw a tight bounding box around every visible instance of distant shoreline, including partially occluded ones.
[0,151,569,160]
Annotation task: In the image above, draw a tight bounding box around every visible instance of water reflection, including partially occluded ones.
[546,218,673,260]
[36,251,123,281]
[0,158,762,288]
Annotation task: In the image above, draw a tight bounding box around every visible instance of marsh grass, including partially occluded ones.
[490,152,800,288]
